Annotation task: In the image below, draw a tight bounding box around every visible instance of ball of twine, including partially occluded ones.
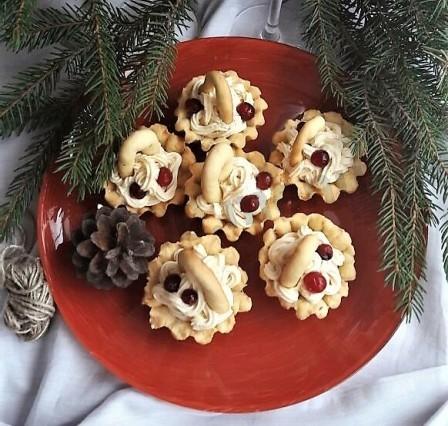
[0,245,55,341]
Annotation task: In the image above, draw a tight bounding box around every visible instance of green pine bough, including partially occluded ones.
[0,0,195,236]
[0,0,447,320]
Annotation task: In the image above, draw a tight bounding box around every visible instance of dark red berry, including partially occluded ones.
[303,271,327,293]
[256,172,273,190]
[181,288,198,305]
[316,244,333,260]
[157,167,173,187]
[189,140,207,162]
[185,98,203,117]
[310,149,330,168]
[129,182,147,199]
[296,121,305,131]
[163,274,181,292]
[240,195,260,213]
[236,102,255,121]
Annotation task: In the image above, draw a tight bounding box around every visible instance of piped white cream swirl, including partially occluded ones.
[195,157,271,228]
[189,74,254,138]
[278,120,353,187]
[152,244,241,331]
[264,225,344,304]
[110,150,182,209]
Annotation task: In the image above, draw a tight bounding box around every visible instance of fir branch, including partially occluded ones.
[360,87,405,293]
[93,143,116,190]
[302,0,347,105]
[82,0,122,148]
[14,5,87,51]
[119,0,195,127]
[56,112,96,199]
[0,46,86,138]
[0,128,59,240]
[0,0,37,49]
[441,212,448,282]
[303,0,448,319]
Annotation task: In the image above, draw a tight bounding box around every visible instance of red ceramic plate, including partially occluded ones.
[37,38,401,412]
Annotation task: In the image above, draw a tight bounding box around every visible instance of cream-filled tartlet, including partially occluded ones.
[185,143,284,242]
[175,70,268,151]
[270,110,367,203]
[144,231,252,344]
[259,213,356,320]
[105,124,194,217]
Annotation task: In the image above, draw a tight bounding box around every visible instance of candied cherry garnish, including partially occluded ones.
[303,271,327,293]
[236,102,255,121]
[164,274,181,293]
[129,182,147,199]
[310,149,330,168]
[316,244,333,260]
[256,172,273,190]
[185,98,203,117]
[181,288,198,305]
[240,195,260,213]
[157,167,173,187]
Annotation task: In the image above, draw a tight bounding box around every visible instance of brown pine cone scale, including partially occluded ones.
[71,206,155,290]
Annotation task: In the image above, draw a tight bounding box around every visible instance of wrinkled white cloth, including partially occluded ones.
[1,1,448,425]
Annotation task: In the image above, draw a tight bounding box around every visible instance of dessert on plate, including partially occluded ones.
[175,70,268,151]
[259,213,356,320]
[270,109,367,203]
[143,231,252,344]
[184,142,284,241]
[105,124,194,217]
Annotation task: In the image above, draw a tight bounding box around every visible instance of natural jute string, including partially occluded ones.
[0,245,55,341]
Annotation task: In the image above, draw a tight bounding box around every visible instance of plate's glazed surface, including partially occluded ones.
[37,37,401,412]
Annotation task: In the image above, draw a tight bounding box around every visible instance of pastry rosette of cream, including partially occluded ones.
[175,70,268,151]
[270,109,367,203]
[184,143,284,242]
[105,124,194,217]
[144,231,252,344]
[259,213,356,320]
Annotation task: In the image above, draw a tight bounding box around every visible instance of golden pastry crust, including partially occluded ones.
[143,231,252,344]
[104,123,195,217]
[184,147,285,242]
[270,110,367,204]
[175,70,268,151]
[259,213,356,320]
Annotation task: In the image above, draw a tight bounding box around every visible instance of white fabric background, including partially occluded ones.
[1,1,448,425]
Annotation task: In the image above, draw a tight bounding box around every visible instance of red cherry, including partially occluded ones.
[256,172,273,190]
[303,271,327,293]
[181,288,198,305]
[185,98,203,117]
[310,149,330,168]
[163,274,181,292]
[157,167,173,187]
[236,102,255,121]
[240,195,260,213]
[316,244,333,260]
[129,182,147,199]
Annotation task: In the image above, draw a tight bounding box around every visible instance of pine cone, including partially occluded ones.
[71,206,155,289]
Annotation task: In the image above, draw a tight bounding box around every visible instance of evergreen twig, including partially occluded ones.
[0,0,195,240]
[303,0,448,319]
